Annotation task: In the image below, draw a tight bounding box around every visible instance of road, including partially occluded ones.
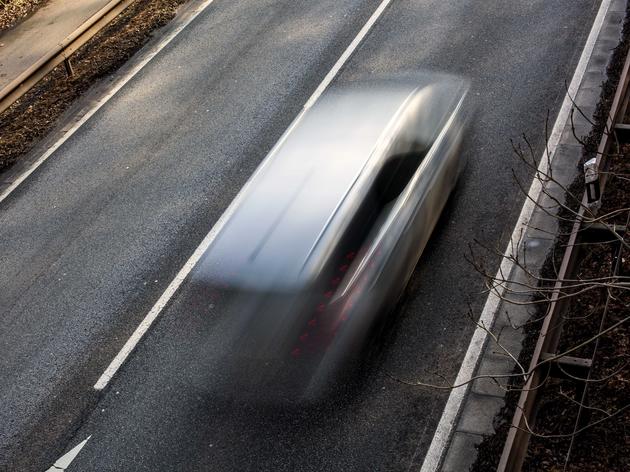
[0,0,601,470]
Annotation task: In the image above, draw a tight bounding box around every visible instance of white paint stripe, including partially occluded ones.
[94,0,394,390]
[419,0,613,470]
[0,0,217,205]
[46,436,91,471]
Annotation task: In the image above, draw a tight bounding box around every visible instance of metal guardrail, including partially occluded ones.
[0,0,135,115]
[497,46,630,471]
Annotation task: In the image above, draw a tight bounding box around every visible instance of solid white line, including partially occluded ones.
[419,0,613,470]
[94,0,394,390]
[0,0,217,205]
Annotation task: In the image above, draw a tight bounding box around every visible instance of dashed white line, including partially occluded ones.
[94,0,394,390]
[419,0,613,470]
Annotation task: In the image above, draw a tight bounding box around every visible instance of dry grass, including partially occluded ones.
[0,0,47,31]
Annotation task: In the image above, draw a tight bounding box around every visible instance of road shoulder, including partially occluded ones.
[436,1,629,470]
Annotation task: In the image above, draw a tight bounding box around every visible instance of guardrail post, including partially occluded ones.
[64,57,74,77]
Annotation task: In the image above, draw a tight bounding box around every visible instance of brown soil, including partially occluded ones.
[0,0,189,174]
[0,0,48,32]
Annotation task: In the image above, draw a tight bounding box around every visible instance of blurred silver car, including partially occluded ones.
[191,72,470,401]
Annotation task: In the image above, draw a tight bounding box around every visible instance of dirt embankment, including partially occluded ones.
[0,0,189,174]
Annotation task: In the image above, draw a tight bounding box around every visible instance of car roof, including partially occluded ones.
[195,74,467,291]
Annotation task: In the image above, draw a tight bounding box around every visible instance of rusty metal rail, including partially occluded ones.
[497,46,630,471]
[0,0,135,115]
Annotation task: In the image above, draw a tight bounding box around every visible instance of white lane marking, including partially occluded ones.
[0,0,217,205]
[419,0,613,470]
[94,0,394,390]
[45,436,91,471]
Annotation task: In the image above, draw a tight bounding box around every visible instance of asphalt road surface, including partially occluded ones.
[0,0,601,470]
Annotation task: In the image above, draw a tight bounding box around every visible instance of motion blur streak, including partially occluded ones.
[191,73,471,402]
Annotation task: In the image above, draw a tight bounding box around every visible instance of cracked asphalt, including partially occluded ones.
[0,0,602,470]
